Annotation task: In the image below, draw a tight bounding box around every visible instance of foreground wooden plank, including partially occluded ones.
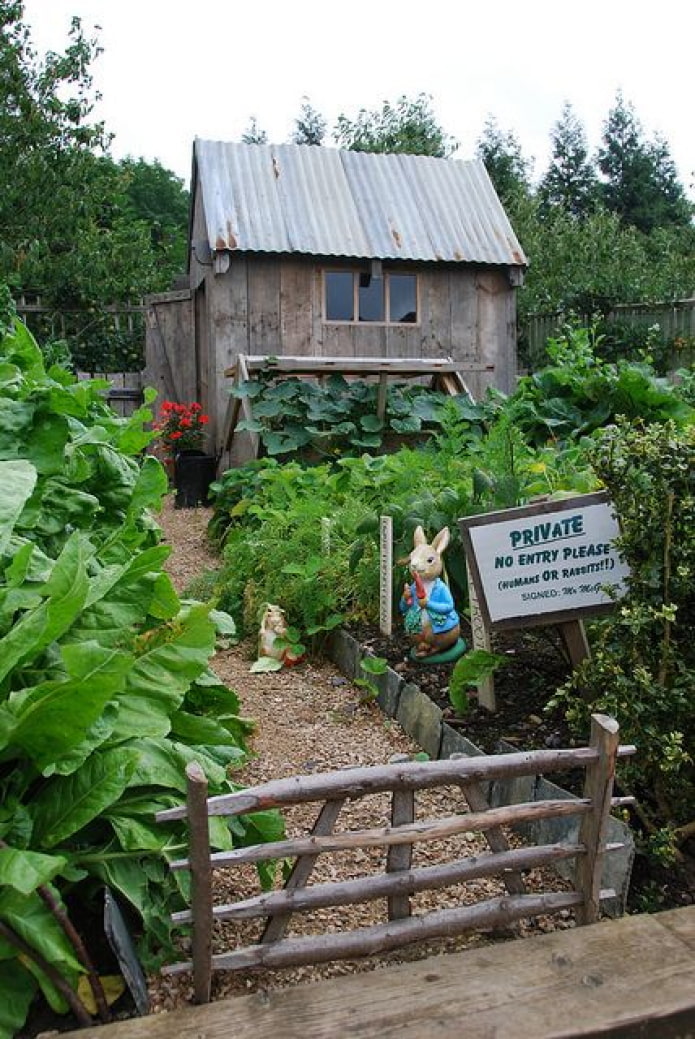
[62,907,695,1039]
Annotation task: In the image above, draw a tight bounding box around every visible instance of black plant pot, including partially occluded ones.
[174,450,216,508]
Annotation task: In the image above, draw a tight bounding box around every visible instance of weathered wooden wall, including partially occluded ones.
[196,255,519,451]
[143,290,195,419]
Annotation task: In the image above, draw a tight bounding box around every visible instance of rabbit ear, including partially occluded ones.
[413,525,427,547]
[431,527,450,554]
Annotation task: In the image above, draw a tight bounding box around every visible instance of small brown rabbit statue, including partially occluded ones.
[258,604,288,661]
[399,526,461,659]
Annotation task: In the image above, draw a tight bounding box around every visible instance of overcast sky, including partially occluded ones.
[21,1,695,195]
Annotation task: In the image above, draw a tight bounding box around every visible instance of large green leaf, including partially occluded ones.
[0,960,36,1039]
[6,644,132,772]
[0,888,82,979]
[127,455,168,516]
[30,748,140,848]
[24,411,71,474]
[0,460,37,556]
[0,848,68,895]
[110,604,215,740]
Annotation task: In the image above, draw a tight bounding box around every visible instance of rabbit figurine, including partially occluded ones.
[399,526,461,658]
[258,603,288,661]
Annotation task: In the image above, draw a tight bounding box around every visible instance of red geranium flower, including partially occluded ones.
[154,400,209,458]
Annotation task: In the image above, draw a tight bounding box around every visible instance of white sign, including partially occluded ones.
[460,493,630,628]
[379,515,393,636]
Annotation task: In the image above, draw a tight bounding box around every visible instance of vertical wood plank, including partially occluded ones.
[248,257,281,355]
[576,714,620,925]
[466,560,496,712]
[558,620,591,670]
[262,799,345,944]
[386,755,415,920]
[185,762,213,1004]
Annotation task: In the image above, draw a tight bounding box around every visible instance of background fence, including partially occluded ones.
[522,298,695,371]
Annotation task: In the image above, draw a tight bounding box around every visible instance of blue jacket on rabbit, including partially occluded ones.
[399,578,459,636]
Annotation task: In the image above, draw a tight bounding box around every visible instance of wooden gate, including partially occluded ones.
[157,714,634,1004]
[143,290,195,412]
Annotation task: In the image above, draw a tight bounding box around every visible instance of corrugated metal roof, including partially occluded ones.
[194,139,527,267]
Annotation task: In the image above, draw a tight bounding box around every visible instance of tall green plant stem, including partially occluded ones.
[0,919,92,1027]
[37,885,111,1023]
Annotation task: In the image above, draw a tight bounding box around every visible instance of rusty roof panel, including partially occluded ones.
[194,139,526,267]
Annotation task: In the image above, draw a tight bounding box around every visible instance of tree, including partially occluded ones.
[0,2,179,307]
[475,116,532,210]
[598,92,692,234]
[291,96,327,146]
[241,116,268,144]
[334,93,456,157]
[119,156,189,274]
[538,103,598,218]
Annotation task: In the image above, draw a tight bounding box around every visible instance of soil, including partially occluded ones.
[350,619,576,755]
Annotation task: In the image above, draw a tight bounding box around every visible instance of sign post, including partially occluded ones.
[466,560,496,711]
[379,515,393,637]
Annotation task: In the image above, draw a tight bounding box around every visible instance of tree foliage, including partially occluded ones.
[0,2,187,310]
[241,115,268,145]
[475,116,532,208]
[538,102,598,218]
[291,96,327,147]
[597,91,692,234]
[334,93,457,157]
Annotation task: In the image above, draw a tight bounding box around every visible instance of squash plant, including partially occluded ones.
[231,371,485,458]
[0,322,282,1038]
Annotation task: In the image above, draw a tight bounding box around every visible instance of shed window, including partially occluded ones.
[324,270,418,324]
[325,271,354,321]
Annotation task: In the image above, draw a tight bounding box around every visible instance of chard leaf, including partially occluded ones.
[0,960,36,1039]
[7,644,131,771]
[0,848,68,895]
[107,816,170,852]
[30,749,140,847]
[0,888,82,979]
[170,710,246,748]
[0,460,37,556]
[126,455,168,516]
[110,604,215,739]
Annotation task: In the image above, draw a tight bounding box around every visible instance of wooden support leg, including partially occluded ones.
[262,799,345,943]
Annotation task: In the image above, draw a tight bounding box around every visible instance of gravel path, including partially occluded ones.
[150,495,574,1011]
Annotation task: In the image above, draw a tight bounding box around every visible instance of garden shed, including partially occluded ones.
[185,139,527,458]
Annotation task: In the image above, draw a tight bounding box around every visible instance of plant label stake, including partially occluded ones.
[321,517,332,556]
[380,515,393,636]
[466,560,496,711]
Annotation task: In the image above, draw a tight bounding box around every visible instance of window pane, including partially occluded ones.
[358,274,384,322]
[325,272,354,321]
[389,274,417,323]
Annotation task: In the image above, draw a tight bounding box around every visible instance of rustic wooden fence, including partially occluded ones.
[75,370,144,417]
[523,298,695,369]
[156,714,634,1005]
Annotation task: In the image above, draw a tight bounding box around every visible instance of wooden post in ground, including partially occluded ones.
[466,561,496,711]
[386,755,415,920]
[575,714,620,925]
[185,762,213,1004]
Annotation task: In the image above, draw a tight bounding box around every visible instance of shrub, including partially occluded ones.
[550,420,695,855]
